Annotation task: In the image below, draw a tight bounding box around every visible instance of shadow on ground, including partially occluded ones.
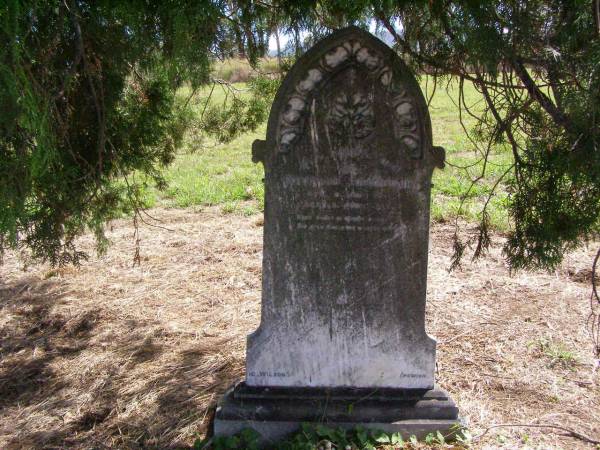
[0,275,241,449]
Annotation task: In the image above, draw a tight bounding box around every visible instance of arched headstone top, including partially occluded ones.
[253,26,444,169]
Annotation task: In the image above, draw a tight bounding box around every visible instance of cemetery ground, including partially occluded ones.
[1,207,598,449]
[1,79,599,449]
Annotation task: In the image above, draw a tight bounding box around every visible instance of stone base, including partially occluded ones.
[213,382,462,446]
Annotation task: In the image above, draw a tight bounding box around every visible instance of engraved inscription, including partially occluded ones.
[248,371,290,378]
[285,176,411,232]
[399,373,427,378]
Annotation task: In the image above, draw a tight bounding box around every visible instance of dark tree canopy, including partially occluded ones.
[1,0,224,264]
[1,0,599,272]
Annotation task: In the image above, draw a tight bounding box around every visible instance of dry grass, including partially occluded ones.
[212,58,282,83]
[0,206,598,449]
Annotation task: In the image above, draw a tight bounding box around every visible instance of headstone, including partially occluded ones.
[214,26,460,444]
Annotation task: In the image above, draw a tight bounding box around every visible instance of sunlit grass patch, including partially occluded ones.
[152,128,264,210]
[155,77,513,229]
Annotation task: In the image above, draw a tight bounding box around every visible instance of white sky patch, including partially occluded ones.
[268,32,290,53]
[267,19,402,53]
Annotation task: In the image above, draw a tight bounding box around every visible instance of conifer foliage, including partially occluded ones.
[1,0,224,264]
[1,1,599,272]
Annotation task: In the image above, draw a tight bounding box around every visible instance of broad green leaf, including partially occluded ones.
[371,430,391,444]
[391,432,404,445]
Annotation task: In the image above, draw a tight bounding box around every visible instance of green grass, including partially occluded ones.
[143,82,263,214]
[150,127,264,214]
[424,77,512,230]
[528,338,579,369]
[152,76,513,229]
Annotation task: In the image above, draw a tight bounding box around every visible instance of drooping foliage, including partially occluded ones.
[275,0,600,271]
[0,0,224,264]
[1,0,599,273]
[376,0,600,272]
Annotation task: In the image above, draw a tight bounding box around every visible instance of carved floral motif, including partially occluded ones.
[278,39,422,158]
[327,92,375,140]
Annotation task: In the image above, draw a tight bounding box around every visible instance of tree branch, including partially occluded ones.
[476,73,524,171]
[595,0,600,36]
[375,12,542,91]
[589,247,600,358]
[510,58,572,132]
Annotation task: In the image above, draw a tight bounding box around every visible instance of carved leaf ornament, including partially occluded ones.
[278,39,422,159]
[328,92,375,140]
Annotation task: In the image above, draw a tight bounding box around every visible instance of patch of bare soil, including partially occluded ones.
[0,207,598,449]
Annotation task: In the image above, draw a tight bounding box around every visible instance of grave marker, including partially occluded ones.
[214,26,460,444]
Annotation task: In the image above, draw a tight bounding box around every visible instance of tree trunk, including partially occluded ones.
[595,0,600,36]
[234,25,246,59]
[293,24,301,58]
[274,26,282,68]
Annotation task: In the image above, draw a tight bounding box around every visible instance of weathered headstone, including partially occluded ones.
[214,26,460,443]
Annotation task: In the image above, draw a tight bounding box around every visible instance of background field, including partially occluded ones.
[147,73,512,230]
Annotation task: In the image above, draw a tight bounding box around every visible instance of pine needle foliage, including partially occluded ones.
[284,0,600,271]
[0,0,223,264]
[2,0,600,271]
